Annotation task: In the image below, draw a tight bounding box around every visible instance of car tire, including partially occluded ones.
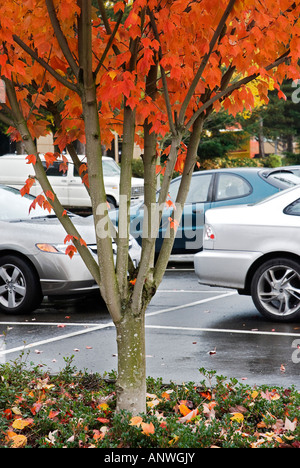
[251,257,300,322]
[0,255,43,315]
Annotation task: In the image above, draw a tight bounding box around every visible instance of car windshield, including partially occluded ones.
[0,186,54,221]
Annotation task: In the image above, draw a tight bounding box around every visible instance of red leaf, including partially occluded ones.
[97,417,110,424]
[26,154,36,165]
[65,245,77,259]
[46,190,55,201]
[48,410,60,419]
[44,152,58,169]
[64,234,74,244]
[20,178,35,196]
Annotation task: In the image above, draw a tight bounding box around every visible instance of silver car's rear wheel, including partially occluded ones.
[0,256,42,314]
[251,258,300,322]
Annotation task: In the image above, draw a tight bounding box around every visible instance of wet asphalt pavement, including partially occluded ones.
[0,262,300,389]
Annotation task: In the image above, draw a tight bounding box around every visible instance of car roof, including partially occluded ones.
[0,153,112,160]
[277,165,300,170]
[189,166,296,177]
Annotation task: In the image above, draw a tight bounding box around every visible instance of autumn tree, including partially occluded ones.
[1,0,300,414]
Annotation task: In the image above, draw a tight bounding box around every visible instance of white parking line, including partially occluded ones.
[1,289,298,358]
[0,322,113,357]
[145,291,237,317]
[146,325,300,338]
[0,291,236,356]
[158,290,231,293]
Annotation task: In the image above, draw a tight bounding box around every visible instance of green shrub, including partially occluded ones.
[131,159,144,178]
[0,357,299,448]
[263,154,282,167]
[200,156,262,170]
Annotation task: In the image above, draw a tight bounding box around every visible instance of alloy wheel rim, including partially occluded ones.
[257,265,300,317]
[0,264,26,309]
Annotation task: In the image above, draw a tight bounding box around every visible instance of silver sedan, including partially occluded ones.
[0,185,141,315]
[194,185,300,322]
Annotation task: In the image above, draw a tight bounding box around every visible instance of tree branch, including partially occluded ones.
[94,10,124,77]
[148,8,177,136]
[185,49,291,131]
[12,35,78,93]
[45,0,80,79]
[97,0,112,34]
[178,0,237,126]
[154,115,205,286]
[5,77,101,285]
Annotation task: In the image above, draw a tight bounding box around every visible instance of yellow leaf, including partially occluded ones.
[97,403,109,411]
[11,434,27,448]
[108,70,117,80]
[147,399,160,408]
[11,406,22,416]
[251,390,259,399]
[12,419,33,430]
[230,412,244,423]
[169,435,179,445]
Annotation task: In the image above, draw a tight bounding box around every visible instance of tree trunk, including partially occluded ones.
[258,117,265,157]
[287,134,294,153]
[115,309,146,415]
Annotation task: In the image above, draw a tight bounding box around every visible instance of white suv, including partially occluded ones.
[0,154,144,209]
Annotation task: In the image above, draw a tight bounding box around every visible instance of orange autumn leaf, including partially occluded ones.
[45,190,55,201]
[65,245,77,259]
[48,410,60,419]
[199,391,212,400]
[179,408,199,423]
[129,416,143,427]
[20,177,35,196]
[178,403,191,417]
[44,152,58,169]
[141,422,155,435]
[80,238,87,247]
[25,154,36,165]
[93,429,105,441]
[97,417,110,424]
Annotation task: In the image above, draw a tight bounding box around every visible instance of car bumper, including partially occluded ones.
[194,249,262,290]
[34,239,141,297]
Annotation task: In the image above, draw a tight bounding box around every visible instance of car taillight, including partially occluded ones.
[205,224,215,240]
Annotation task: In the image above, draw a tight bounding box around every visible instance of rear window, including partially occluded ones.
[284,198,300,216]
[263,171,300,189]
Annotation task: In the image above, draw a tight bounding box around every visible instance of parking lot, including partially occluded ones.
[0,261,300,390]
